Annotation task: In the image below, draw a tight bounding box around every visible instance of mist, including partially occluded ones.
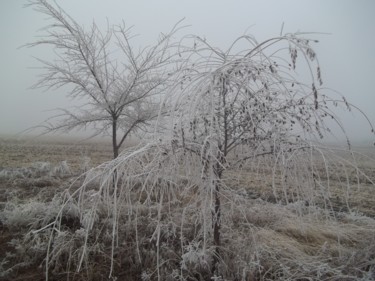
[1,0,374,145]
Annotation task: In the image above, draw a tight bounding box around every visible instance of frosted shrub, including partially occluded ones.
[31,161,52,177]
[1,196,63,230]
[52,161,71,177]
[181,241,211,273]
[79,156,91,173]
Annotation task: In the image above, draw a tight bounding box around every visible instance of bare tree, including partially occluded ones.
[26,0,184,158]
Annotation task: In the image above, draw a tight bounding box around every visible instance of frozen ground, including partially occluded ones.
[0,138,374,280]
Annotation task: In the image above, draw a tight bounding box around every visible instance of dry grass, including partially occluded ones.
[0,136,113,172]
[0,138,374,280]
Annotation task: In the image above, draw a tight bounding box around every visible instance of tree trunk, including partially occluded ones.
[111,118,119,195]
[112,118,119,159]
[212,164,222,275]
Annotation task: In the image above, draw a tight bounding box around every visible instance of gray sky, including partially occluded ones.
[1,0,375,143]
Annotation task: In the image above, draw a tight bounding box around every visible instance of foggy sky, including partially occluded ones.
[1,0,375,143]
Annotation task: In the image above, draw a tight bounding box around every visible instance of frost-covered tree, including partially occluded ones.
[165,32,375,274]
[26,0,184,158]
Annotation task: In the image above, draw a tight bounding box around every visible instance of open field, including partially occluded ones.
[0,138,374,280]
[0,136,114,170]
[0,137,113,280]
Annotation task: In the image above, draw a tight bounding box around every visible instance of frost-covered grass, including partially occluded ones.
[0,161,71,180]
[1,180,374,280]
[1,142,374,281]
